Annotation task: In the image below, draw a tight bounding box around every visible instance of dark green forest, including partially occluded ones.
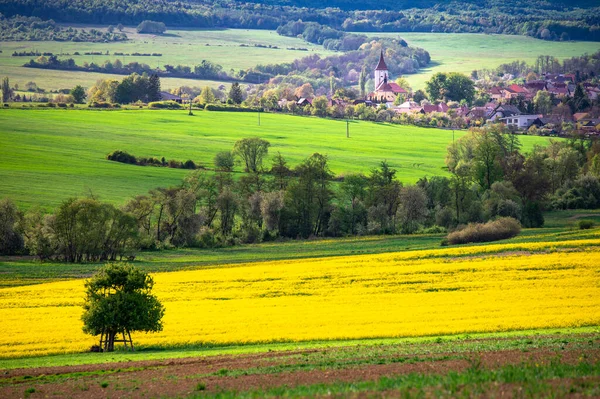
[0,0,598,41]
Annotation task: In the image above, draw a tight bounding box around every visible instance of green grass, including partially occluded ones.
[0,108,555,209]
[0,27,334,91]
[0,326,596,370]
[190,358,600,398]
[368,33,600,90]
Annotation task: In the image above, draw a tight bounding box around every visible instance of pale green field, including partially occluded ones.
[368,33,600,89]
[0,27,334,91]
[0,108,556,210]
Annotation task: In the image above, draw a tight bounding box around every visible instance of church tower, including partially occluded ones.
[374,50,388,90]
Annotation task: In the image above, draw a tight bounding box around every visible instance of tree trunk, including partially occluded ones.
[107,331,116,352]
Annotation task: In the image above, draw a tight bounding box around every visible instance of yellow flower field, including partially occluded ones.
[1,241,599,359]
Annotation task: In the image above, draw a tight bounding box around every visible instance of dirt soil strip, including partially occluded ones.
[1,348,598,399]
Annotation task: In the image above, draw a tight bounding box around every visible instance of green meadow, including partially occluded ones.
[369,33,600,90]
[0,108,555,209]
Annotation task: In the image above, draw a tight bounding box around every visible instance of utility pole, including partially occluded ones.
[346,119,349,138]
[258,109,261,126]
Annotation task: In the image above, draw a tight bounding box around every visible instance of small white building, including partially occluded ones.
[500,114,541,129]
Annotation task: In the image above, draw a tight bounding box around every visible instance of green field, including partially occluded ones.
[0,108,556,209]
[0,27,334,91]
[369,33,600,90]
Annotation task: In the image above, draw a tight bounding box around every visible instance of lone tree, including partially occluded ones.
[70,85,86,104]
[234,137,270,173]
[82,263,165,352]
[1,77,12,103]
[228,82,244,104]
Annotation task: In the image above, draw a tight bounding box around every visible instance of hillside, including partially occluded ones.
[0,0,598,41]
[0,109,556,209]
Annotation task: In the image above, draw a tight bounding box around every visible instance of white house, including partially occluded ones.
[500,114,541,129]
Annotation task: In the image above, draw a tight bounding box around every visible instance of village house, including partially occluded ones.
[160,91,182,103]
[500,114,541,129]
[488,104,521,122]
[419,102,449,114]
[394,100,421,113]
[296,97,312,107]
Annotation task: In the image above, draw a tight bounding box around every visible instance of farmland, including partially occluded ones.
[1,28,598,91]
[0,27,334,91]
[375,33,600,90]
[0,109,556,210]
[2,236,600,359]
[0,233,599,397]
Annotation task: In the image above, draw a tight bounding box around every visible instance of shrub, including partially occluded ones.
[89,102,118,109]
[214,151,235,171]
[195,382,206,391]
[577,219,595,230]
[137,20,167,34]
[148,101,182,109]
[417,225,447,234]
[107,150,137,164]
[182,160,196,169]
[168,159,182,168]
[446,217,521,245]
[204,104,262,112]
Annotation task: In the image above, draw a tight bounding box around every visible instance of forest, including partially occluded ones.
[0,0,598,41]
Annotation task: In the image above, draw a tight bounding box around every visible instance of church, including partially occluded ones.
[367,51,407,104]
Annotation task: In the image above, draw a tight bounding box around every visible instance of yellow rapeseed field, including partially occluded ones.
[1,240,599,359]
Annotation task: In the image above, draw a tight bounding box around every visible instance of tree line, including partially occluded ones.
[24,56,231,82]
[0,15,127,42]
[0,0,598,41]
[3,131,600,259]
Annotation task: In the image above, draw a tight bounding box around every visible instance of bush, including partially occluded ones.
[446,217,521,245]
[168,159,182,168]
[137,20,167,34]
[577,219,595,230]
[89,102,119,108]
[417,225,447,234]
[182,160,196,169]
[214,151,235,171]
[204,104,262,112]
[148,101,182,109]
[107,150,137,164]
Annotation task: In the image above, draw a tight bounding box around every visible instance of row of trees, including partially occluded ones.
[24,56,230,81]
[0,15,127,42]
[0,198,137,261]
[4,129,600,258]
[88,73,161,104]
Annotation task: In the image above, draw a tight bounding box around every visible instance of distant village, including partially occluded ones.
[8,49,599,137]
[261,51,599,137]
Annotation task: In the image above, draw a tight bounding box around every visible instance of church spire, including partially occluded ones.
[375,50,388,71]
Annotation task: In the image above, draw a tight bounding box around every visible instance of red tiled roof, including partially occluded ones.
[375,50,388,71]
[387,82,407,94]
[421,103,449,113]
[508,84,528,93]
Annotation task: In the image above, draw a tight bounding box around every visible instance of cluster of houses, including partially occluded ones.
[291,52,599,135]
[160,50,598,135]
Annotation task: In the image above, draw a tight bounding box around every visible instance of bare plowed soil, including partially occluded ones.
[2,344,599,399]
